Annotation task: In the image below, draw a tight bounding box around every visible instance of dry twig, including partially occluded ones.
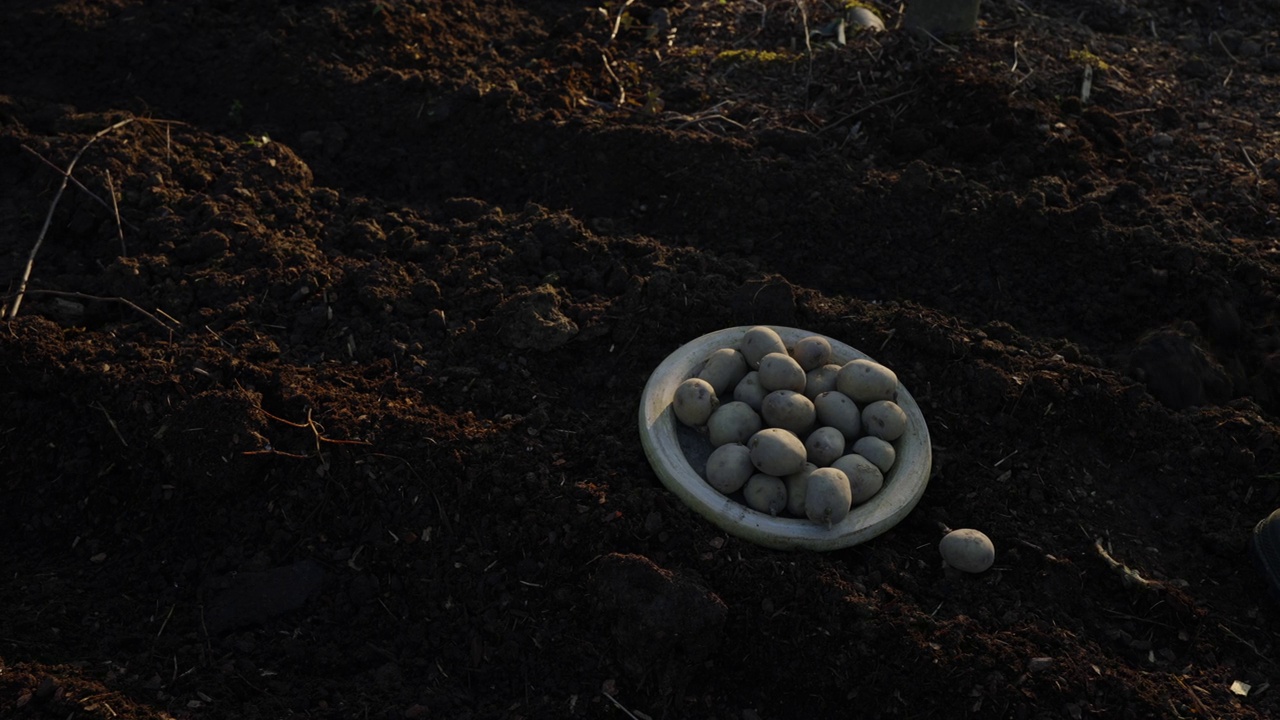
[6,117,134,320]
[19,144,138,233]
[105,169,127,256]
[1093,539,1160,590]
[244,406,372,460]
[1,289,178,337]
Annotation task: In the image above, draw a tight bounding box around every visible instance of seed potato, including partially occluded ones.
[748,427,807,477]
[707,401,763,447]
[757,352,806,392]
[805,426,845,467]
[814,391,861,439]
[743,473,787,516]
[705,443,756,495]
[862,400,907,442]
[836,358,898,403]
[732,371,767,412]
[852,435,896,474]
[698,347,749,397]
[804,364,841,399]
[672,377,719,427]
[791,335,833,371]
[805,467,853,528]
[784,462,817,516]
[939,528,995,573]
[668,332,918,528]
[831,453,885,504]
[761,390,816,436]
[741,326,788,369]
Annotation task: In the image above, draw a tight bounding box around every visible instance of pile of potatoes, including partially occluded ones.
[672,326,910,528]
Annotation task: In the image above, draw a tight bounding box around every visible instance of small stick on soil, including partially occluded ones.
[155,604,175,639]
[1093,539,1160,590]
[607,0,636,44]
[1211,32,1239,65]
[1174,676,1218,720]
[91,401,129,447]
[1241,145,1261,177]
[3,289,176,337]
[796,0,815,108]
[1217,622,1276,666]
[105,169,126,256]
[917,27,961,53]
[817,89,919,134]
[19,145,138,233]
[601,52,627,106]
[602,691,642,720]
[6,117,134,320]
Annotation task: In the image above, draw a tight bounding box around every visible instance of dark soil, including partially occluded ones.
[4,0,1280,718]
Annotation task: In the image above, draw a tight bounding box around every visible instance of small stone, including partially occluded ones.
[643,511,663,535]
[1262,55,1280,73]
[35,677,58,700]
[1028,657,1054,672]
[1239,39,1262,57]
[1151,133,1174,148]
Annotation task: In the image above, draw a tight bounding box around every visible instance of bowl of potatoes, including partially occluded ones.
[638,325,932,551]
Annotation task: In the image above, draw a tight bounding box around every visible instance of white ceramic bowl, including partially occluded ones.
[638,326,932,551]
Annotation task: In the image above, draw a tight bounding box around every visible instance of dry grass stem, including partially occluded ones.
[91,401,129,447]
[106,169,127,256]
[6,117,134,320]
[19,143,139,233]
[4,289,177,337]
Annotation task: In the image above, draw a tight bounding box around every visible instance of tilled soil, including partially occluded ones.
[3,1,1280,718]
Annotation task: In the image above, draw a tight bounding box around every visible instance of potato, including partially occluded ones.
[707,401,763,447]
[743,473,787,516]
[697,347,749,397]
[705,443,755,494]
[672,377,719,427]
[784,462,817,516]
[791,335,832,372]
[836,358,898,403]
[852,435,896,474]
[805,426,845,467]
[732,371,767,412]
[804,363,841,400]
[757,352,806,393]
[804,467,852,527]
[761,390,816,436]
[862,400,907,442]
[747,427,807,477]
[741,326,788,369]
[814,391,861,439]
[939,528,995,573]
[831,453,884,504]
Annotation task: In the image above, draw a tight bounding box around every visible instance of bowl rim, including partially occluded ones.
[638,325,932,551]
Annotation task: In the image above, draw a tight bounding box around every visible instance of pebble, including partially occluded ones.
[1151,133,1174,148]
[1028,657,1054,672]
